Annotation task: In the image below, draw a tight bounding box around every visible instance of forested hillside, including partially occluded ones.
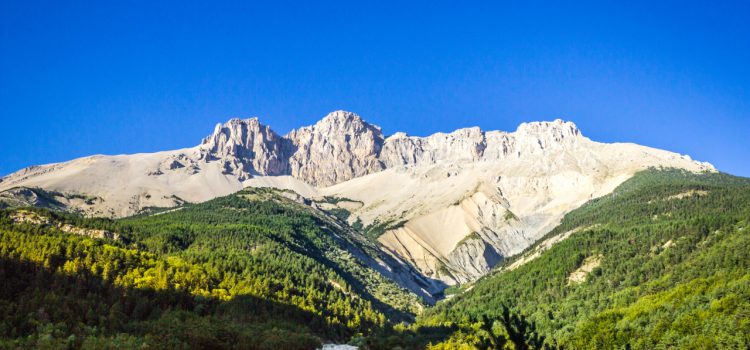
[418,169,750,349]
[0,188,423,349]
[1,169,748,349]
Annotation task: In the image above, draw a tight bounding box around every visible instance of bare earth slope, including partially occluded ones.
[319,120,713,284]
[0,111,714,287]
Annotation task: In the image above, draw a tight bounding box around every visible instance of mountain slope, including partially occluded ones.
[318,121,713,285]
[417,169,750,348]
[0,111,715,287]
[0,111,389,217]
[5,169,745,349]
[0,187,431,349]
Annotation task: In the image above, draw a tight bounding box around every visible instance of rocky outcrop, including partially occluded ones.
[380,127,486,167]
[10,209,118,240]
[199,117,291,180]
[379,120,583,167]
[446,234,503,283]
[286,111,385,187]
[0,187,68,211]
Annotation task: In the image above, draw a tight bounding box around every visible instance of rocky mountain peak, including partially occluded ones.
[319,109,360,123]
[516,119,581,140]
[300,110,383,136]
[388,131,410,139]
[199,117,289,179]
[286,111,385,187]
[201,117,262,147]
[190,114,590,187]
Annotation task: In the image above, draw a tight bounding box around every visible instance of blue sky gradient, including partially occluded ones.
[1,1,748,176]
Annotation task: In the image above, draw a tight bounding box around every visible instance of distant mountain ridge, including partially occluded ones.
[0,110,713,214]
[0,110,715,286]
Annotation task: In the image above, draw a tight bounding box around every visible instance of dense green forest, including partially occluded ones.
[1,169,748,349]
[419,169,750,349]
[0,188,422,349]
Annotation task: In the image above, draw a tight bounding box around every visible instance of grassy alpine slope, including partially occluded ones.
[418,169,750,349]
[0,187,423,349]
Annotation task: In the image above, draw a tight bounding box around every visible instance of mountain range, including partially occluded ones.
[0,111,714,289]
[0,111,746,349]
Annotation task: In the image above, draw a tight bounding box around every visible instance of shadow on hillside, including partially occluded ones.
[0,256,337,350]
[320,220,450,305]
[259,224,420,322]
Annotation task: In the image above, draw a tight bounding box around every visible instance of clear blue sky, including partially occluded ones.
[1,1,748,176]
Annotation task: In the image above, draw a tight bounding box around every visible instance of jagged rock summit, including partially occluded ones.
[0,110,715,287]
[287,110,385,187]
[199,117,290,179]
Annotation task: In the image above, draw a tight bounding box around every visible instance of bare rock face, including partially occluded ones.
[199,118,290,180]
[446,234,503,284]
[380,127,487,167]
[286,111,385,187]
[379,120,581,168]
